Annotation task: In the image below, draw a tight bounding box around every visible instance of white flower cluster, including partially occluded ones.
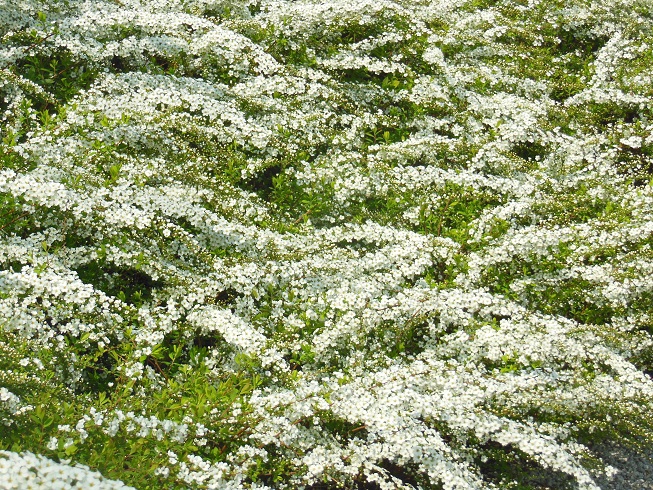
[60,408,190,443]
[0,450,136,490]
[0,387,31,426]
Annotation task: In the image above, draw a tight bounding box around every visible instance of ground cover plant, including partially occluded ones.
[1,0,653,488]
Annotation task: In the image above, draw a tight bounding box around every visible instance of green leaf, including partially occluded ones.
[65,444,78,456]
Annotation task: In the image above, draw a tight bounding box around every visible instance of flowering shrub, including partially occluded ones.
[1,0,653,488]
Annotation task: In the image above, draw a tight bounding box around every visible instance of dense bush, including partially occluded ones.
[1,0,653,488]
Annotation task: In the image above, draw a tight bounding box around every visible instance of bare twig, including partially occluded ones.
[22,32,55,55]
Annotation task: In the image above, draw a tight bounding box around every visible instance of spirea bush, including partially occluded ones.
[1,0,653,488]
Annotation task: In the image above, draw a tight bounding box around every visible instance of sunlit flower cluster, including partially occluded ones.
[0,450,135,490]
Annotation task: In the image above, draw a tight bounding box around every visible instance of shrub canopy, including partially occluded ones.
[1,0,653,488]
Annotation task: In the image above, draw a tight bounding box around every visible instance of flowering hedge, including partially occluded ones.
[1,0,653,488]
